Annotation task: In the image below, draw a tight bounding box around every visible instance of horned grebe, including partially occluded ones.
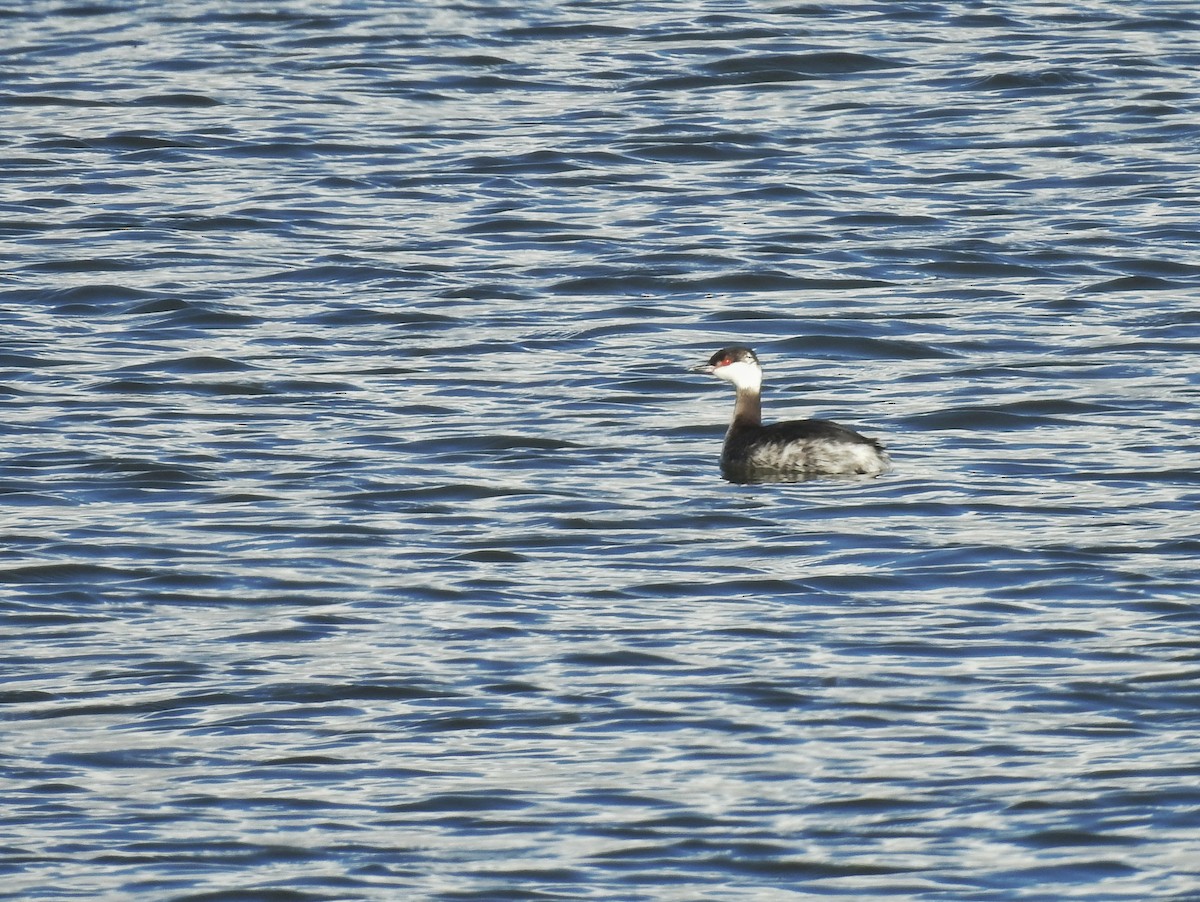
[691,346,890,481]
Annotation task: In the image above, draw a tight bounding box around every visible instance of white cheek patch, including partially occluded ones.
[714,359,761,392]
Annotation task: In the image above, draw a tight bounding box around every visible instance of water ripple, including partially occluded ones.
[3,1,1200,900]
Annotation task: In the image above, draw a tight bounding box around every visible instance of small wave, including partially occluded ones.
[775,334,955,360]
[131,93,222,107]
[703,51,905,76]
[966,69,1093,92]
[901,400,1099,430]
[0,93,114,107]
[632,51,904,90]
[1081,275,1183,293]
[554,271,891,296]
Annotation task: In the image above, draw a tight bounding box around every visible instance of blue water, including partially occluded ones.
[3,1,1200,899]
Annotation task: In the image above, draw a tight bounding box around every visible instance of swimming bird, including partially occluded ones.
[691,345,889,481]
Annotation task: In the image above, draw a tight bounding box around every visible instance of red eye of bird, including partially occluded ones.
[720,356,732,366]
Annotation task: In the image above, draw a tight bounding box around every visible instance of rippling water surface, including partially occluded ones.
[3,1,1200,899]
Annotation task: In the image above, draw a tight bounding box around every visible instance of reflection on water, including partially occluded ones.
[720,469,887,485]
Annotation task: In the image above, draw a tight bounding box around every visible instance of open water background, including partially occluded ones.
[3,1,1200,899]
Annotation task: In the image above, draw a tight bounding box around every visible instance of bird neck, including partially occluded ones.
[732,387,762,428]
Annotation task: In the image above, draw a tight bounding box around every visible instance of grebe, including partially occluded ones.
[691,346,890,481]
